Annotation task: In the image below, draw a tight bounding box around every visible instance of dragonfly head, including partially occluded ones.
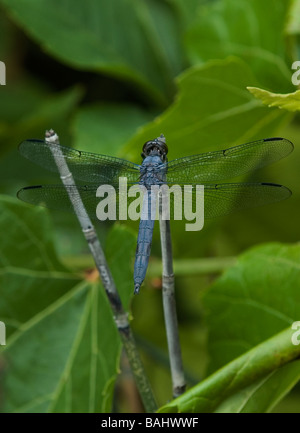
[142,134,168,162]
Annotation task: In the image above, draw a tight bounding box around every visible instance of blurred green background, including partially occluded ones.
[1,0,300,413]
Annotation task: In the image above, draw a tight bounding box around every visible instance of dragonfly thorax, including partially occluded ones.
[139,156,166,188]
[142,155,162,165]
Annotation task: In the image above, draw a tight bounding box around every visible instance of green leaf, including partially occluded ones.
[203,243,300,412]
[0,11,14,57]
[286,0,300,35]
[167,0,202,29]
[158,243,300,413]
[72,103,156,156]
[214,361,300,413]
[158,326,300,413]
[0,0,185,105]
[0,196,135,412]
[204,243,300,373]
[0,84,82,156]
[184,0,292,91]
[124,57,290,162]
[248,86,300,112]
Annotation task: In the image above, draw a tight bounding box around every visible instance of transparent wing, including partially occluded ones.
[166,182,291,219]
[17,182,145,221]
[18,182,291,221]
[165,138,293,184]
[19,140,140,184]
[203,182,291,218]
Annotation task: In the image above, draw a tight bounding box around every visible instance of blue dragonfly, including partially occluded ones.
[18,134,293,293]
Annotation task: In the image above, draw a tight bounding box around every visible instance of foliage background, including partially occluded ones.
[0,0,300,413]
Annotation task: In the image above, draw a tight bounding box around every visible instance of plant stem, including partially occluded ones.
[45,129,157,413]
[159,197,186,398]
[62,254,236,276]
[148,256,237,277]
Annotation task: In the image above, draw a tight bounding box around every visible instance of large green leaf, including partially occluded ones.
[0,0,185,105]
[204,243,300,372]
[287,0,300,35]
[214,361,300,413]
[167,0,202,29]
[0,196,135,412]
[0,84,82,157]
[124,57,290,162]
[121,57,294,270]
[0,11,13,57]
[72,103,156,156]
[286,0,300,60]
[158,326,300,413]
[203,243,300,412]
[158,243,300,413]
[185,0,292,91]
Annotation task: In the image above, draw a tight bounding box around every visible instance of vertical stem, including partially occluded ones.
[159,197,186,398]
[45,129,157,413]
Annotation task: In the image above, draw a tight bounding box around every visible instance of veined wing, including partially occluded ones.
[165,138,293,184]
[18,181,291,221]
[166,182,291,219]
[17,181,143,221]
[19,140,140,184]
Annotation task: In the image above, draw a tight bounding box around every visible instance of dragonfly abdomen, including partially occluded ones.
[134,190,156,294]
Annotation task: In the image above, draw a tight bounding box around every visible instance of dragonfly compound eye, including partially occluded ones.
[142,138,168,158]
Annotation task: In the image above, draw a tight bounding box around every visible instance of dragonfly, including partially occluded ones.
[18,134,293,293]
